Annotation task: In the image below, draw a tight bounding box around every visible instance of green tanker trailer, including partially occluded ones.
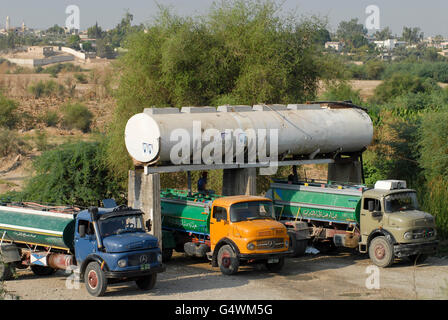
[266,179,439,267]
[0,202,165,296]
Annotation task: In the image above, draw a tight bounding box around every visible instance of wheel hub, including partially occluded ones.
[88,270,98,289]
[221,253,231,268]
[375,244,386,260]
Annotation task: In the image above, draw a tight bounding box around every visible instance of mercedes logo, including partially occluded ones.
[139,255,148,264]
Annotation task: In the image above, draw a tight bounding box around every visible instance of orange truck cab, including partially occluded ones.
[208,196,291,274]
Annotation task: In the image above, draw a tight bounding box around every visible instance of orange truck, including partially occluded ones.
[160,189,291,275]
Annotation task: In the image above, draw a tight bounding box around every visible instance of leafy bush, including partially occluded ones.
[0,94,18,129]
[41,110,59,127]
[74,73,88,84]
[372,74,439,104]
[20,141,122,206]
[0,128,28,157]
[28,80,63,98]
[319,81,363,105]
[61,103,93,132]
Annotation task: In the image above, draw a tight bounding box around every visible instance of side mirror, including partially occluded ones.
[79,224,86,238]
[368,200,374,212]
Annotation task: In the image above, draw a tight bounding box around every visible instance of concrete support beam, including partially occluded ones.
[128,170,162,246]
[327,161,363,184]
[222,168,257,196]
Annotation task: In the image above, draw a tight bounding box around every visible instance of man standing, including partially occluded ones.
[198,172,208,193]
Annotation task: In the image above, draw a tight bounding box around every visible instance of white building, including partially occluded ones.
[374,39,406,51]
[325,41,344,52]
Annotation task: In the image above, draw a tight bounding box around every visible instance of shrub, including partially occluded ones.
[0,94,18,129]
[21,141,122,206]
[74,73,88,84]
[28,80,61,98]
[41,110,59,127]
[61,103,93,133]
[319,81,363,105]
[0,128,28,157]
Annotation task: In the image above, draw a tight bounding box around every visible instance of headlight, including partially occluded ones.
[117,259,127,268]
[404,232,413,240]
[247,243,255,250]
[157,253,163,263]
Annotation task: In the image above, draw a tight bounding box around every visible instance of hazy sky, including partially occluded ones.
[1,0,448,37]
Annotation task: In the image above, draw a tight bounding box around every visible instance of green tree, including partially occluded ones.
[67,35,81,49]
[374,27,393,40]
[87,22,103,39]
[402,26,423,45]
[106,0,333,187]
[336,18,367,49]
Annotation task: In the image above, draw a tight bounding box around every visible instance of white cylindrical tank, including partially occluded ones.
[124,103,373,165]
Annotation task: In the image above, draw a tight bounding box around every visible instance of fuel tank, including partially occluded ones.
[124,103,374,165]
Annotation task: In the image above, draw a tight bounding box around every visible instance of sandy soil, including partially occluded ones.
[4,251,448,300]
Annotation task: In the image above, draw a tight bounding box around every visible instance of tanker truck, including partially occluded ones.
[266,179,439,267]
[0,202,165,296]
[160,189,292,275]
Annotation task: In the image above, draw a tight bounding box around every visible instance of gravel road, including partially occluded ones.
[4,250,448,300]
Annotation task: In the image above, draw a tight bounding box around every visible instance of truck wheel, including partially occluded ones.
[369,236,394,268]
[84,262,108,297]
[289,233,307,257]
[0,262,15,281]
[217,245,239,275]
[31,265,56,276]
[162,249,173,262]
[136,274,157,290]
[265,257,285,273]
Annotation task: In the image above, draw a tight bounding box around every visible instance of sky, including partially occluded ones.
[1,0,448,37]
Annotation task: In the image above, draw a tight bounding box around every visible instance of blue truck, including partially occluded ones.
[0,202,165,297]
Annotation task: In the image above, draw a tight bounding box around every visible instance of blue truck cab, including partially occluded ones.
[74,205,165,296]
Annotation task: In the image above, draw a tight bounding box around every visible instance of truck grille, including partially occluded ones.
[255,238,284,250]
[127,252,158,266]
[258,229,285,237]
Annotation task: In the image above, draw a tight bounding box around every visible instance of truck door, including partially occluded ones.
[210,206,230,249]
[360,197,384,241]
[74,219,98,263]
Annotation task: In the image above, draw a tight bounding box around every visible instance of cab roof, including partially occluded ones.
[213,195,271,207]
[363,188,416,199]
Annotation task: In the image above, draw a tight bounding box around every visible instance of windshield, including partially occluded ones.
[384,192,419,212]
[229,201,275,222]
[99,215,145,237]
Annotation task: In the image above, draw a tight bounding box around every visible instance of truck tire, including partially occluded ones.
[265,257,285,273]
[289,233,307,257]
[217,245,239,275]
[162,249,173,262]
[84,261,108,297]
[31,265,56,276]
[0,262,15,281]
[135,274,157,290]
[369,236,394,268]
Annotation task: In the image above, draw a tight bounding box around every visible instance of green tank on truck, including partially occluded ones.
[0,202,165,296]
[266,179,439,267]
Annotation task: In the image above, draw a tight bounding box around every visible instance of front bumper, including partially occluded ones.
[239,250,293,261]
[104,264,166,279]
[394,240,439,258]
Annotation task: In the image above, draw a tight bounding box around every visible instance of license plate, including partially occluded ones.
[140,264,151,270]
[268,258,279,264]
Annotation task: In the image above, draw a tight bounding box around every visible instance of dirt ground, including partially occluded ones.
[4,250,448,300]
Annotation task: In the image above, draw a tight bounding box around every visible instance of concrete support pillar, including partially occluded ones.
[222,168,257,196]
[327,161,363,184]
[128,170,162,246]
